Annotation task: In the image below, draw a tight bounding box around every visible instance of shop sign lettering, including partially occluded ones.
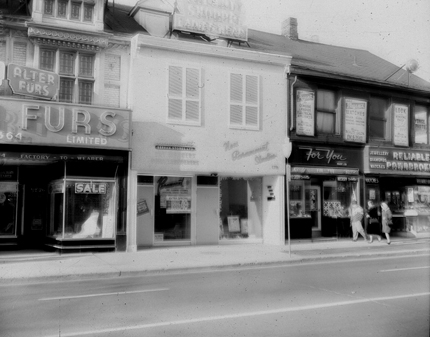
[75,183,106,194]
[7,64,59,100]
[368,147,430,174]
[296,90,315,137]
[393,104,409,146]
[0,99,130,149]
[344,98,367,143]
[299,146,347,164]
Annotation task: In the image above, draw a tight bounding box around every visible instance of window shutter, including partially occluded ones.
[230,73,259,128]
[168,65,201,124]
[230,73,243,125]
[245,75,258,127]
[185,68,199,122]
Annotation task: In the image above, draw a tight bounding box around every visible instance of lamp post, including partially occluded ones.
[282,137,292,257]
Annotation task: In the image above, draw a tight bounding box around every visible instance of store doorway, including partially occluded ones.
[306,185,321,235]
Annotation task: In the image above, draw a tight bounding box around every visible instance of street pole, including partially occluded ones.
[286,160,291,257]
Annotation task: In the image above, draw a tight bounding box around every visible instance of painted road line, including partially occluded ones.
[38,288,169,301]
[380,266,430,272]
[43,292,430,337]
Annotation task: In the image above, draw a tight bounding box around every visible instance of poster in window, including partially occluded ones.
[137,199,150,216]
[227,216,241,232]
[296,90,315,136]
[166,195,191,214]
[393,104,409,146]
[414,111,427,144]
[344,98,367,143]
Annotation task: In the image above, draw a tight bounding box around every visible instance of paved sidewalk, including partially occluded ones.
[1,237,429,284]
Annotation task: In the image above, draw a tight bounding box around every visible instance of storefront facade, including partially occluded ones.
[0,97,131,251]
[364,146,430,237]
[127,33,291,249]
[287,143,364,239]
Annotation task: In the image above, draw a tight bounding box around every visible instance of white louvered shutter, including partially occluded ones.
[230,73,259,129]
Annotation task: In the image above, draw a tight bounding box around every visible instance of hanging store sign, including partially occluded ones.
[7,64,59,100]
[393,104,409,146]
[295,89,315,137]
[0,98,130,149]
[366,146,430,176]
[343,98,367,143]
[173,0,248,41]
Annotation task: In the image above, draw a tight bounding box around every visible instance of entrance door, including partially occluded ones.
[306,185,321,232]
[196,186,219,244]
[136,184,154,247]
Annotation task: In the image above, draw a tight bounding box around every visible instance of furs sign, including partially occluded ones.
[7,64,59,100]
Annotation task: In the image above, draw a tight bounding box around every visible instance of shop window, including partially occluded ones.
[40,49,95,104]
[316,89,339,135]
[154,177,192,242]
[323,179,359,219]
[414,105,429,144]
[48,179,117,239]
[168,65,201,125]
[43,0,94,23]
[220,178,263,240]
[229,73,260,130]
[0,182,18,237]
[369,96,390,140]
[289,180,311,218]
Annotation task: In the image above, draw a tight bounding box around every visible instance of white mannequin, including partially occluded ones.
[74,210,101,238]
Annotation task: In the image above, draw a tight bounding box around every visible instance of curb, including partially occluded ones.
[1,248,429,286]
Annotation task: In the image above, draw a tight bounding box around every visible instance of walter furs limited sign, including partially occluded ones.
[7,64,59,100]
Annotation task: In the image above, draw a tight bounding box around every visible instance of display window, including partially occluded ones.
[154,176,192,242]
[0,182,18,236]
[220,177,263,240]
[323,178,360,218]
[48,179,117,239]
[289,180,312,218]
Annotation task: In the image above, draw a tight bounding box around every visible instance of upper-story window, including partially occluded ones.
[369,96,391,140]
[316,89,339,135]
[229,73,259,130]
[414,105,429,145]
[168,65,201,125]
[44,0,94,23]
[40,48,95,104]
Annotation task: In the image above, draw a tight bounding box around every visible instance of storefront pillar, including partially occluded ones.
[127,170,138,252]
[262,175,285,246]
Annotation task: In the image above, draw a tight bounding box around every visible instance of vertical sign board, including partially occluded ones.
[393,104,409,146]
[344,98,367,143]
[296,89,315,136]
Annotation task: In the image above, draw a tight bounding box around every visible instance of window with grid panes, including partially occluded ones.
[316,89,338,134]
[168,65,201,125]
[369,96,390,140]
[40,48,94,104]
[229,73,259,129]
[414,105,429,144]
[43,0,94,23]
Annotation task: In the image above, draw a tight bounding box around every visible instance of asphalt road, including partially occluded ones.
[1,254,429,337]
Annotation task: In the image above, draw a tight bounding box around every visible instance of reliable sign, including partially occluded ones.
[7,64,59,100]
[366,146,430,176]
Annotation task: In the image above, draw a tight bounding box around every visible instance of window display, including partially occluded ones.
[48,179,117,239]
[289,180,311,218]
[154,176,191,241]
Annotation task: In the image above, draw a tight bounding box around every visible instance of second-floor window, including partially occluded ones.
[44,0,94,23]
[40,48,95,104]
[168,65,201,125]
[414,105,429,145]
[229,73,259,130]
[369,96,390,140]
[316,89,339,134]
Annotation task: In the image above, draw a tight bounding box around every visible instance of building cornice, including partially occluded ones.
[27,22,112,50]
[132,34,292,67]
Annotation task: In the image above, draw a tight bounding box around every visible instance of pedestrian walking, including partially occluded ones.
[350,200,373,243]
[366,200,382,242]
[381,201,393,244]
